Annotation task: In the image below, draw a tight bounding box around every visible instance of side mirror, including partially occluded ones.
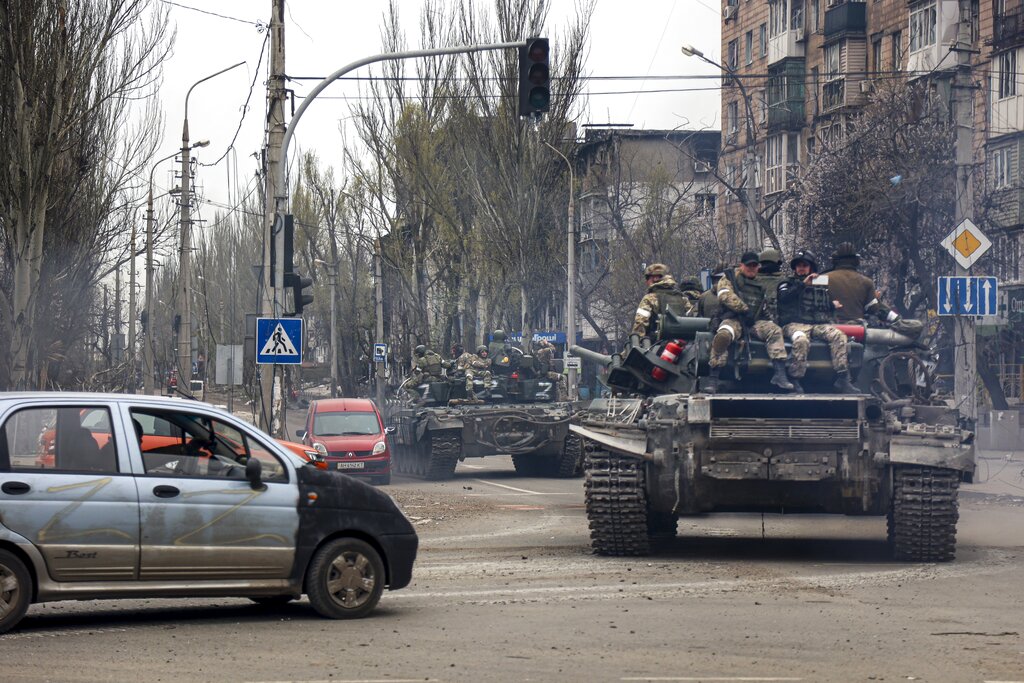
[245,457,266,491]
[385,426,396,435]
[294,429,305,439]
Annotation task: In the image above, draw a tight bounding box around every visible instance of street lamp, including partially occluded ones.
[178,62,244,395]
[314,258,339,398]
[543,141,578,401]
[681,43,762,250]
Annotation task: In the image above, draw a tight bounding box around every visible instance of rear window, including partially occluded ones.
[313,411,380,437]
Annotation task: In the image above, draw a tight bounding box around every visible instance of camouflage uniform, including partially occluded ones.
[534,340,567,401]
[782,323,848,378]
[632,276,694,337]
[414,350,446,380]
[457,348,492,393]
[709,268,788,369]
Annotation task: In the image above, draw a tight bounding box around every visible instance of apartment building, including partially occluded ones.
[717,0,1023,270]
[719,0,1023,398]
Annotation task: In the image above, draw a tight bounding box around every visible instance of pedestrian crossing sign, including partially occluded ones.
[256,318,303,365]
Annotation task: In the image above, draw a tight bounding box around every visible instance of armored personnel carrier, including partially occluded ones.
[385,350,580,480]
[571,313,974,561]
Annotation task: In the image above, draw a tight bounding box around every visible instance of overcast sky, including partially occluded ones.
[155,0,723,215]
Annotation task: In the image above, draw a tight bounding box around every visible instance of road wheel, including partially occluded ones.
[306,538,385,619]
[248,595,296,607]
[0,549,32,635]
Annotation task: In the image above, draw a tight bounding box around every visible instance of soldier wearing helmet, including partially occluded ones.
[400,343,447,400]
[826,242,898,325]
[534,338,567,400]
[777,249,858,394]
[631,263,694,339]
[705,251,793,394]
[455,344,492,396]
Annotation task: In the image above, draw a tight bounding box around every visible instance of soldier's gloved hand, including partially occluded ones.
[886,310,900,323]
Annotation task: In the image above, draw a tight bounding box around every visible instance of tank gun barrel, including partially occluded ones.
[570,345,614,367]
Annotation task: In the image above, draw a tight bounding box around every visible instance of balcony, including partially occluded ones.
[993,8,1024,50]
[822,79,846,111]
[768,101,806,130]
[767,30,805,65]
[767,60,806,131]
[824,1,866,37]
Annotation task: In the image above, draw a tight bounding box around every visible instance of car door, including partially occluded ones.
[126,406,299,581]
[0,402,140,582]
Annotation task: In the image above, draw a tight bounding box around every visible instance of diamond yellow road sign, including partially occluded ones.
[940,218,991,269]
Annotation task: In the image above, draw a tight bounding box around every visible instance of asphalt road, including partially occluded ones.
[4,454,1024,683]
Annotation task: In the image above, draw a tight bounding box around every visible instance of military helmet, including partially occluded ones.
[678,279,702,292]
[476,345,488,355]
[414,344,426,356]
[832,242,860,260]
[492,329,506,341]
[759,248,783,265]
[644,263,669,278]
[790,249,819,272]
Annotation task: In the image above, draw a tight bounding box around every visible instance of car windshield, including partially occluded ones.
[313,411,380,437]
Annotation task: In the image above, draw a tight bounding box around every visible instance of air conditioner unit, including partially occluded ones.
[860,81,874,94]
[694,161,711,173]
[724,5,736,20]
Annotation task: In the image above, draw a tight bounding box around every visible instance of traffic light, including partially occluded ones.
[284,271,313,316]
[518,37,550,117]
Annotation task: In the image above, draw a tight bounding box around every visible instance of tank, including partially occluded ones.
[571,313,974,561]
[384,350,581,480]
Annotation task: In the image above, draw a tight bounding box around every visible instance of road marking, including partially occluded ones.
[622,678,803,682]
[497,504,546,510]
[458,462,484,469]
[473,478,546,495]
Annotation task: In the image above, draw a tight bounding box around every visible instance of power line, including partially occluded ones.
[160,0,264,29]
[200,31,270,168]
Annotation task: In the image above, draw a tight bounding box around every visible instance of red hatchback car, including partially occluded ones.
[299,398,392,485]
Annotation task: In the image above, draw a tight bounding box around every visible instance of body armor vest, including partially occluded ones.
[756,273,785,322]
[733,274,766,318]
[420,352,443,376]
[778,279,833,326]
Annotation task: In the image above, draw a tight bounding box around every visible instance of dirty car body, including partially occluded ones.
[0,393,417,634]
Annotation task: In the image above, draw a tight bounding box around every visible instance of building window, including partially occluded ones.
[728,39,739,70]
[909,1,937,53]
[997,50,1018,99]
[696,193,717,217]
[726,101,740,140]
[891,31,903,71]
[766,134,784,194]
[791,0,804,31]
[760,24,767,56]
[769,0,788,37]
[746,31,754,64]
[872,37,883,74]
[812,0,820,32]
[992,147,1011,189]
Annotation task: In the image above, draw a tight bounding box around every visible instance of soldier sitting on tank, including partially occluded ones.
[632,263,694,340]
[824,242,900,325]
[697,264,729,320]
[756,248,786,324]
[456,345,493,397]
[705,251,794,394]
[777,250,859,394]
[677,278,703,317]
[534,338,567,400]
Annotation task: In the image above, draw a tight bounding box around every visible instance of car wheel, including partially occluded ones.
[0,549,32,635]
[373,472,392,486]
[305,538,385,619]
[248,595,296,607]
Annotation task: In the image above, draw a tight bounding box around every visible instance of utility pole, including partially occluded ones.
[144,189,155,395]
[952,5,977,424]
[177,123,193,395]
[329,266,338,398]
[260,0,287,435]
[128,221,137,393]
[543,141,578,400]
[374,240,385,409]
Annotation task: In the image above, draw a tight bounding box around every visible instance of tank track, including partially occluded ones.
[584,445,651,556]
[554,433,584,478]
[424,430,461,481]
[888,465,959,562]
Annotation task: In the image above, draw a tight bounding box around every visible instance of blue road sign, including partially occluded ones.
[373,343,387,363]
[937,276,998,317]
[256,318,303,365]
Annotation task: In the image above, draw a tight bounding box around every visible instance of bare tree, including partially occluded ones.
[0,0,172,388]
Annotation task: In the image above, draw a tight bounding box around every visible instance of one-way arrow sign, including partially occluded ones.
[937,276,998,317]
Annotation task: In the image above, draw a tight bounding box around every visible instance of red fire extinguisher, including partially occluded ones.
[651,340,685,382]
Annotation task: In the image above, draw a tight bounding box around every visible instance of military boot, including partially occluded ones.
[770,360,795,391]
[703,367,720,394]
[833,370,860,394]
[789,376,805,394]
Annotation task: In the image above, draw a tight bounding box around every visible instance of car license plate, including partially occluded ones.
[336,461,365,470]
